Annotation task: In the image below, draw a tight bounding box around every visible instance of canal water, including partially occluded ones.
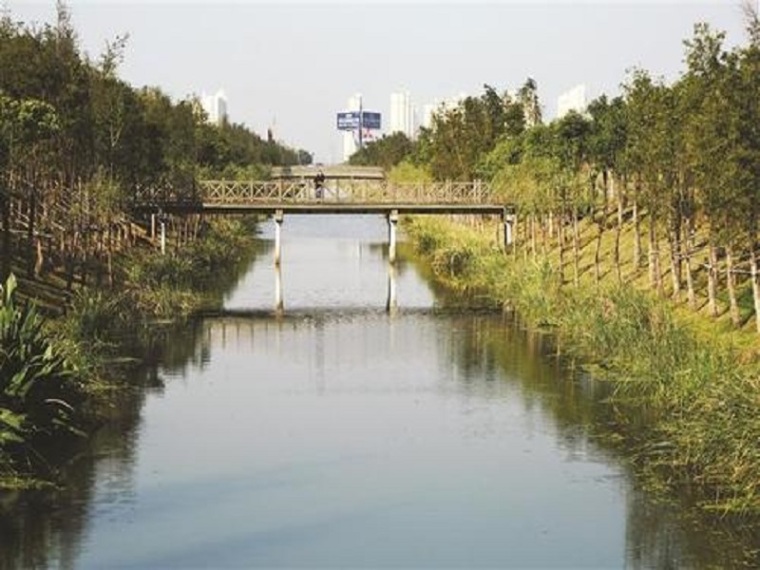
[0,215,755,568]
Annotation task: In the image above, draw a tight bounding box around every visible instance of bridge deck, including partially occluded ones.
[195,202,507,215]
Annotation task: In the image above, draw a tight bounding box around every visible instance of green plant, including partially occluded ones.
[0,274,83,453]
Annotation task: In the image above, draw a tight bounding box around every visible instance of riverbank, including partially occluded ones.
[403,214,760,519]
[0,216,261,489]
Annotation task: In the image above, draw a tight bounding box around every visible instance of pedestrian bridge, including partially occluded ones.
[134,178,507,216]
[133,172,515,265]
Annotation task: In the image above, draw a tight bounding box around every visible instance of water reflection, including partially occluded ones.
[274,260,284,314]
[272,254,400,315]
[386,262,398,314]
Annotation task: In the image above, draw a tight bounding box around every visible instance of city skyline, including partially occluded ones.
[4,1,749,163]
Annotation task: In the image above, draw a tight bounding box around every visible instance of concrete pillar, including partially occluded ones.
[274,209,284,266]
[160,221,166,255]
[387,209,399,264]
[503,211,515,249]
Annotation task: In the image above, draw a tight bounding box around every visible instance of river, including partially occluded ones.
[0,215,755,568]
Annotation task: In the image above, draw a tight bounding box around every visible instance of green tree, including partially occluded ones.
[349,131,414,169]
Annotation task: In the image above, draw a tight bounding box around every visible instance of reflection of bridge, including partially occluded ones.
[133,167,514,264]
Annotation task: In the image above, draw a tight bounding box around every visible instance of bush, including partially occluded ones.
[0,274,84,459]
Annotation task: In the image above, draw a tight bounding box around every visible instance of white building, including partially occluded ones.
[420,93,468,129]
[556,84,587,119]
[420,102,438,129]
[202,89,228,125]
[389,90,415,139]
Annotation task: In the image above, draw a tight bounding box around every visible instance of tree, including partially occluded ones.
[349,131,414,169]
[587,95,627,282]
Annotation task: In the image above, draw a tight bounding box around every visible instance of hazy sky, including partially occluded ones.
[3,1,751,163]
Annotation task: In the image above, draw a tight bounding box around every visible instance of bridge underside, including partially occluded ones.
[154,203,508,216]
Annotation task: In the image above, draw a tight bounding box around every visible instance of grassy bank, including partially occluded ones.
[0,216,260,489]
[404,215,760,516]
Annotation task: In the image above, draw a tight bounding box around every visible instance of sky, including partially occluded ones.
[2,1,752,163]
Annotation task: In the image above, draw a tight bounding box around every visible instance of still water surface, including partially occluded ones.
[1,215,746,568]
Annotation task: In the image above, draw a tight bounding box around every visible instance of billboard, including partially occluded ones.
[336,111,382,131]
[337,111,360,130]
[362,112,381,130]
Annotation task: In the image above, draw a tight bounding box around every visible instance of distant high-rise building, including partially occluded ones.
[556,84,587,119]
[390,90,415,139]
[202,89,228,125]
[421,93,468,129]
[421,101,440,129]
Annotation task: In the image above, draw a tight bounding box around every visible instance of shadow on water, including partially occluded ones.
[1,218,759,568]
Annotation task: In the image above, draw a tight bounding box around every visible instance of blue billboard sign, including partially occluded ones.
[337,111,360,130]
[336,111,382,131]
[362,112,381,130]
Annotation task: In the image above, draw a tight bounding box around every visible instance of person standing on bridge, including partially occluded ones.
[314,169,325,200]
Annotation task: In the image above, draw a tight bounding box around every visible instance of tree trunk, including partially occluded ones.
[548,211,554,240]
[1,186,10,283]
[540,213,548,255]
[750,247,760,333]
[654,222,663,296]
[558,210,565,285]
[648,210,657,290]
[633,198,642,270]
[530,214,537,259]
[594,212,603,284]
[725,244,740,327]
[684,216,696,310]
[707,240,719,318]
[26,191,36,279]
[596,173,612,285]
[572,205,580,286]
[34,237,43,277]
[668,231,681,300]
[614,192,623,283]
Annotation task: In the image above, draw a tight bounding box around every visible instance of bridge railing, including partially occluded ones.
[196,180,494,205]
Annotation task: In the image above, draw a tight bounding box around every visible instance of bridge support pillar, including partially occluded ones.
[274,209,284,266]
[503,211,516,249]
[160,220,166,255]
[387,209,399,264]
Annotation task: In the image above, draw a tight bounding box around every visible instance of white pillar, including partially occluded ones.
[160,221,166,255]
[388,209,399,264]
[274,209,284,266]
[503,212,515,249]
